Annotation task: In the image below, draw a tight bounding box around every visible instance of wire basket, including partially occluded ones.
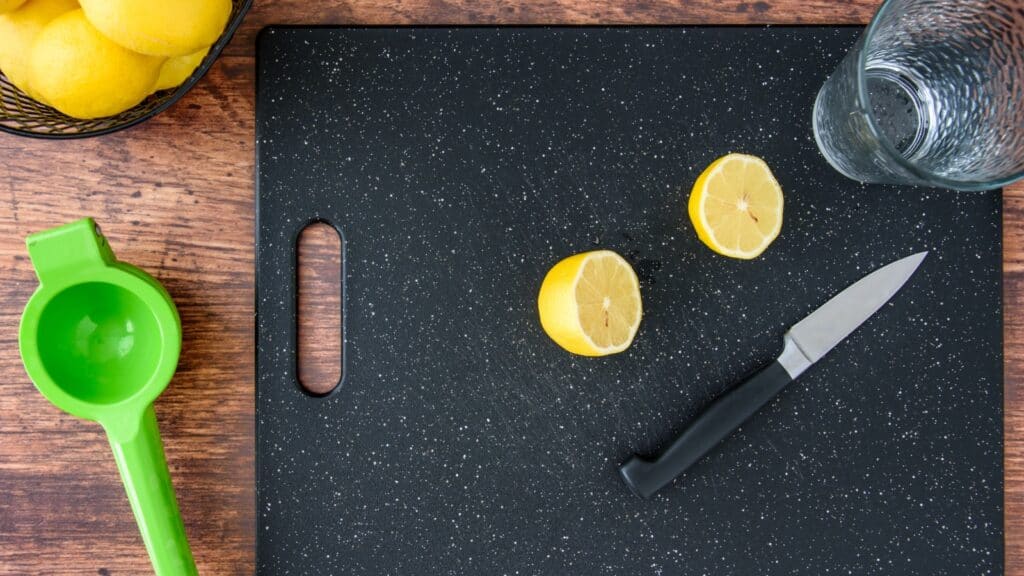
[0,0,252,139]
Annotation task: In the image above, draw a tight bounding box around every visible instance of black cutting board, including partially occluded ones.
[255,27,1003,575]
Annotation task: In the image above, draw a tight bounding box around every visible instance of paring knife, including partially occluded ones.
[619,252,928,498]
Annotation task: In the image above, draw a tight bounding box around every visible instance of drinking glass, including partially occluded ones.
[813,0,1024,190]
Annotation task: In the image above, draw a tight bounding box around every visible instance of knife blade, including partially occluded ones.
[619,252,928,499]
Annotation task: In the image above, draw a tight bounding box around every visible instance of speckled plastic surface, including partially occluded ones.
[256,27,1003,575]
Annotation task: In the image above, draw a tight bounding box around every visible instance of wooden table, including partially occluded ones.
[0,1,1019,574]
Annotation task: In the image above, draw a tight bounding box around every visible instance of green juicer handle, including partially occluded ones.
[107,406,197,576]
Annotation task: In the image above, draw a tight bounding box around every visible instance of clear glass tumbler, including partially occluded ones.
[813,0,1024,191]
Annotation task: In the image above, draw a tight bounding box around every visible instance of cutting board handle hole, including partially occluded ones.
[297,221,344,396]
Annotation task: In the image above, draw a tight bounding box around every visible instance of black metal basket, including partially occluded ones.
[0,0,252,139]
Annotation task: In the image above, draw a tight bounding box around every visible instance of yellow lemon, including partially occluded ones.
[154,46,209,92]
[688,153,784,259]
[79,0,230,57]
[29,10,164,119]
[0,0,78,99]
[0,0,27,14]
[538,250,642,356]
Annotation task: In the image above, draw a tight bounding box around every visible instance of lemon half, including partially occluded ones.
[688,153,784,260]
[538,250,642,356]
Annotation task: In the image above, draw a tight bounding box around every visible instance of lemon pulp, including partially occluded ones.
[688,153,784,259]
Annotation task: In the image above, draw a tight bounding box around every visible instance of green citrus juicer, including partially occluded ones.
[18,219,197,576]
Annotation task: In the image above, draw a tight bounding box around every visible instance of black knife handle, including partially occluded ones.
[619,360,793,499]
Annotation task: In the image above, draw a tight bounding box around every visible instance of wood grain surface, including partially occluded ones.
[1,1,1020,574]
[297,223,344,396]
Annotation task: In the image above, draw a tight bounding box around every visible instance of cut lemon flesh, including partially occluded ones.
[688,153,783,259]
[538,250,642,356]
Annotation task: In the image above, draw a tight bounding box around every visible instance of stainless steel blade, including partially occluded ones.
[786,252,928,366]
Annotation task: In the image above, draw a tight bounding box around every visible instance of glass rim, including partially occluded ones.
[857,0,1023,191]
